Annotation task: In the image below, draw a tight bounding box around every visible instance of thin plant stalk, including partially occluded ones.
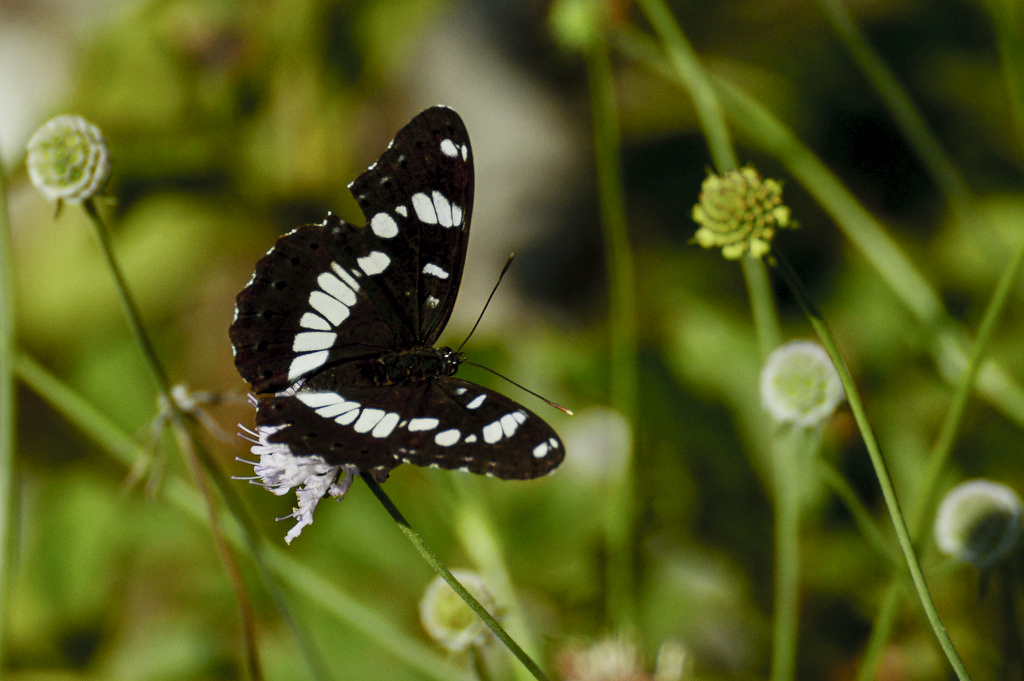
[771,251,972,681]
[812,0,971,216]
[79,199,262,681]
[769,427,806,681]
[855,231,1024,681]
[0,144,16,672]
[586,27,639,628]
[361,472,551,681]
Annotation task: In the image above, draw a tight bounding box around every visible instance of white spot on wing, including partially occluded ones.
[358,251,391,275]
[353,408,386,433]
[287,351,329,381]
[452,203,463,227]
[461,144,468,161]
[426,295,440,308]
[466,394,486,409]
[533,442,550,459]
[315,397,361,418]
[395,205,408,217]
[336,409,359,426]
[297,392,346,408]
[464,434,478,443]
[408,417,440,432]
[412,192,437,224]
[500,412,525,438]
[300,312,331,330]
[422,263,449,279]
[292,331,336,352]
[318,272,357,306]
[371,213,399,238]
[440,138,459,157]
[331,262,361,291]
[309,291,350,326]
[432,191,453,228]
[434,428,461,446]
[482,421,502,444]
[372,412,400,438]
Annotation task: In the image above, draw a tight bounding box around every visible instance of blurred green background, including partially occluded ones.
[3,0,1024,679]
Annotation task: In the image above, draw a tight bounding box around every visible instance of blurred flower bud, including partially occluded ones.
[26,114,110,205]
[419,570,496,652]
[934,479,1022,569]
[760,340,844,428]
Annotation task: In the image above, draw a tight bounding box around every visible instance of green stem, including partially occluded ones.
[812,0,971,216]
[360,473,550,681]
[770,427,804,681]
[0,141,16,672]
[82,199,171,396]
[586,26,639,628]
[855,226,1024,681]
[636,0,737,170]
[79,200,264,680]
[771,251,971,681]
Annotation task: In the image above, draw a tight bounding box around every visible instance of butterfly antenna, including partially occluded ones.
[464,361,574,416]
[456,253,515,353]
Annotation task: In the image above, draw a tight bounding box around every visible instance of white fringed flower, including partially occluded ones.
[237,423,356,544]
[934,479,1023,569]
[760,340,845,428]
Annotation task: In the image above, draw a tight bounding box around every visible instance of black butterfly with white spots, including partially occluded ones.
[229,106,564,480]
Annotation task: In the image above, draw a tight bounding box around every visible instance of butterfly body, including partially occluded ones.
[230,106,564,480]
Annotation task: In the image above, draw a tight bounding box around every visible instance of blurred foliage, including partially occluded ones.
[4,0,1024,680]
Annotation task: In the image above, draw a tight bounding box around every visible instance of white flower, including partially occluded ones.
[418,570,497,652]
[760,340,844,427]
[236,423,355,544]
[934,479,1023,569]
[26,114,110,204]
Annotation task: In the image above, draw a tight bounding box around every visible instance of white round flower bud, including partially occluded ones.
[760,340,844,427]
[934,479,1022,569]
[418,570,496,652]
[26,114,110,205]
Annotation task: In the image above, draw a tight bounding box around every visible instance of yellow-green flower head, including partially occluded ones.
[760,340,844,428]
[418,570,496,653]
[934,479,1022,569]
[26,114,110,205]
[692,166,792,260]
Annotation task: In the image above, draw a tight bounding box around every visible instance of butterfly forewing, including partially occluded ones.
[230,218,410,393]
[346,106,473,345]
[231,106,564,482]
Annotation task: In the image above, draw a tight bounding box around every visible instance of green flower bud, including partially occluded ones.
[692,166,792,260]
[934,479,1022,569]
[26,115,110,205]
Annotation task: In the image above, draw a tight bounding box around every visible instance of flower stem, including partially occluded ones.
[0,142,16,672]
[770,426,817,681]
[81,199,172,395]
[79,199,263,680]
[360,472,550,681]
[585,25,639,629]
[770,250,972,681]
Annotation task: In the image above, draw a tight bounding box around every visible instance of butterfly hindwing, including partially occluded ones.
[256,378,563,479]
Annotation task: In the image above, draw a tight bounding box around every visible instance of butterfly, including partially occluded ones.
[229,106,564,480]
